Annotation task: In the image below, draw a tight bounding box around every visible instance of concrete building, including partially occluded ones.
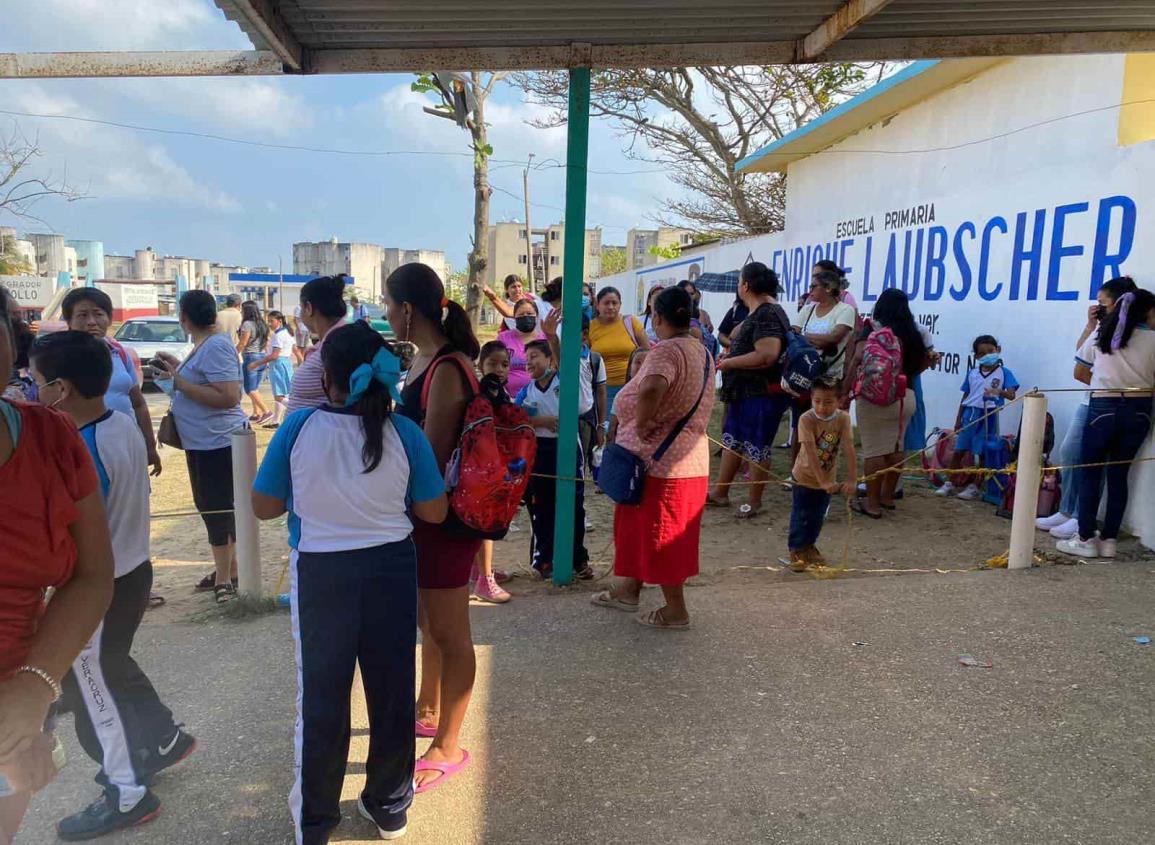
[65,240,106,286]
[486,221,602,289]
[382,247,451,286]
[26,233,69,278]
[625,227,694,270]
[293,238,385,300]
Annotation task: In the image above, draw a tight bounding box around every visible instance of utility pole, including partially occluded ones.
[523,152,535,294]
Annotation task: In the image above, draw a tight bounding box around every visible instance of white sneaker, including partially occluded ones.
[1099,539,1117,559]
[358,797,407,840]
[1056,537,1100,559]
[1049,517,1080,540]
[935,482,956,497]
[956,484,981,501]
[584,518,593,532]
[1036,512,1070,531]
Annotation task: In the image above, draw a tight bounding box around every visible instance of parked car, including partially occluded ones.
[356,303,395,339]
[113,316,193,383]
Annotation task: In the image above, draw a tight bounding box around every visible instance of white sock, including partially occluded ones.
[274,400,287,423]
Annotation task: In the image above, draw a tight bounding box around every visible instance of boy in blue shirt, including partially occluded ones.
[937,334,1019,500]
[516,339,593,580]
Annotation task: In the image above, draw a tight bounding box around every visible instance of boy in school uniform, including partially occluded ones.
[516,339,593,581]
[542,310,608,473]
[788,379,857,572]
[29,331,193,841]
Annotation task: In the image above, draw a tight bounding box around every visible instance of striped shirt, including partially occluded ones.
[286,320,346,413]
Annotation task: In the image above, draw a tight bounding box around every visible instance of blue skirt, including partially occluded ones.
[269,357,294,397]
[722,393,792,464]
[903,373,927,451]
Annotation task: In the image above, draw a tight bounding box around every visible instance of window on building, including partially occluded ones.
[550,231,559,241]
[518,254,527,264]
[550,255,559,266]
[518,230,527,239]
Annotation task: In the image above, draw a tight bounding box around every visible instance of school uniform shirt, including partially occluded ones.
[78,410,151,578]
[0,401,99,679]
[515,373,562,439]
[792,409,853,490]
[579,349,606,417]
[253,407,444,553]
[960,363,1020,409]
[796,301,857,381]
[272,326,296,359]
[1076,327,1155,395]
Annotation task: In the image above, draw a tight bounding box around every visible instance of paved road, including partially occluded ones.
[19,561,1155,844]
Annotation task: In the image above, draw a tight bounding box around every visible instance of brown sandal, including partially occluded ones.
[636,608,691,630]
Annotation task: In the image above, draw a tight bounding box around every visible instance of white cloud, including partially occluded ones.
[0,85,241,214]
[4,0,243,51]
[108,77,315,138]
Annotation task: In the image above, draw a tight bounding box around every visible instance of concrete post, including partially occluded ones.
[232,429,262,597]
[1008,394,1047,570]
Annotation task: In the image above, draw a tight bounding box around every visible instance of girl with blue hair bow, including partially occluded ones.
[252,321,448,844]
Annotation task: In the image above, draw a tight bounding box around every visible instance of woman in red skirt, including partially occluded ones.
[592,287,715,629]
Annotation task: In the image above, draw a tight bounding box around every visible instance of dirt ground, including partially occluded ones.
[142,388,1152,624]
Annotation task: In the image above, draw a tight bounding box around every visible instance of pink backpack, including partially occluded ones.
[853,326,906,406]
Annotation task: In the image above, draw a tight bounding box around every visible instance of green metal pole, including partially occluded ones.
[552,66,591,586]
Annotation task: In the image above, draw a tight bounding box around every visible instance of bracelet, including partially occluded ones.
[16,665,62,702]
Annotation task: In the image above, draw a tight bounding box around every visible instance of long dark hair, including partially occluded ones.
[322,322,394,473]
[741,261,779,297]
[386,263,479,360]
[654,286,693,330]
[1098,287,1155,355]
[643,285,662,317]
[301,274,348,319]
[872,289,927,378]
[241,300,269,348]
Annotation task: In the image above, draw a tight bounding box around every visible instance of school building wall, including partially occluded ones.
[598,54,1155,548]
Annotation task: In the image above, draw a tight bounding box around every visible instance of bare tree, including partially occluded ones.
[412,72,504,328]
[513,64,888,237]
[1,123,83,227]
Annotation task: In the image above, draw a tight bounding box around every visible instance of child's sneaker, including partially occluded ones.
[1049,517,1080,540]
[935,482,956,497]
[956,483,981,501]
[1056,536,1100,559]
[1099,538,1118,559]
[788,550,810,572]
[472,574,511,604]
[1036,512,1069,531]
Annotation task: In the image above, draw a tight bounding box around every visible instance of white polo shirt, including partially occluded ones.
[1077,327,1155,395]
[79,410,150,578]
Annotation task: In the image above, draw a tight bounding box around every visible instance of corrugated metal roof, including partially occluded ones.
[213,0,1155,71]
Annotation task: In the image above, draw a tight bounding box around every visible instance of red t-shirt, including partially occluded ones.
[0,401,98,679]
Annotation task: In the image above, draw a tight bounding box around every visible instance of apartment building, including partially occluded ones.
[625,227,694,270]
[486,221,602,289]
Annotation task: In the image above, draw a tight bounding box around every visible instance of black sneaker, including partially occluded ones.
[57,791,160,841]
[575,564,596,581]
[148,726,197,777]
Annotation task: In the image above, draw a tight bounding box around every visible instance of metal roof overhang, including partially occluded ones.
[211,0,1155,75]
[736,56,1005,173]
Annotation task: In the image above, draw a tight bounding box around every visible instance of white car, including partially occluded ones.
[113,317,193,384]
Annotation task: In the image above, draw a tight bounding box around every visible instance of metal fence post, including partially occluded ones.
[232,429,262,596]
[1008,394,1047,570]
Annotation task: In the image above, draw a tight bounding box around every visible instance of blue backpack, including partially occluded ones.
[780,332,825,396]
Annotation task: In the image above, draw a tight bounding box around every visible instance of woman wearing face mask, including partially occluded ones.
[496,298,546,396]
[483,274,553,331]
[152,290,248,603]
[641,285,664,343]
[1037,276,1138,541]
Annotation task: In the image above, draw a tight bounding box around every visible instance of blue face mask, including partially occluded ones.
[978,353,1001,368]
[581,295,591,308]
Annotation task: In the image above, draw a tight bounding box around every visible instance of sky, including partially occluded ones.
[0,0,682,271]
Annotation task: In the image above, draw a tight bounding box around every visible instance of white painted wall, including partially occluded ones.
[596,55,1155,547]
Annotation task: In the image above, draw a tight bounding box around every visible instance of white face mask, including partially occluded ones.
[814,408,839,422]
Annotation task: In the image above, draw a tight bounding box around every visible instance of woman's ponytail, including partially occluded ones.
[1099,288,1155,354]
[443,299,480,360]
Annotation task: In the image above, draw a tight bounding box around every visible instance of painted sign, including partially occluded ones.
[1,275,55,309]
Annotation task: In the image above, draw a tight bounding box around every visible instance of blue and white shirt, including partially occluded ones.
[515,372,561,439]
[960,363,1019,409]
[78,410,151,578]
[253,406,444,553]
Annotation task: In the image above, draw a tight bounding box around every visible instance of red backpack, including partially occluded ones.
[853,325,907,406]
[421,356,537,540]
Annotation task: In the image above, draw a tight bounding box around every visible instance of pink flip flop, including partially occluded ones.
[415,720,437,738]
[414,749,471,794]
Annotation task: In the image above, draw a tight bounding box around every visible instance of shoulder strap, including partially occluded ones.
[590,350,603,383]
[623,316,638,348]
[652,344,711,464]
[419,354,480,414]
[106,338,132,371]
